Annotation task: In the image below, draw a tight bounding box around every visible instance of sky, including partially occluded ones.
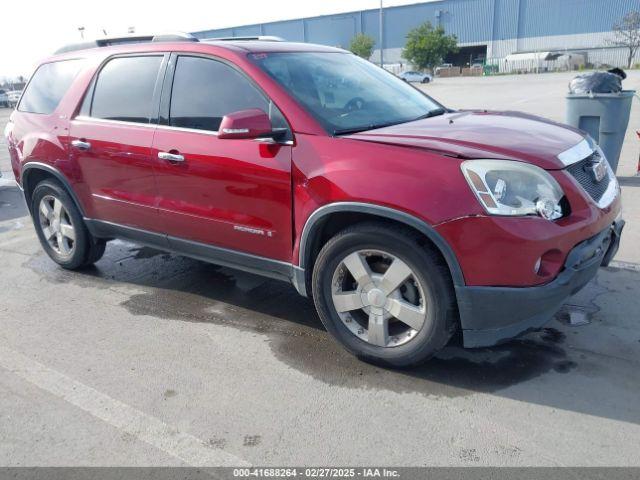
[0,0,432,79]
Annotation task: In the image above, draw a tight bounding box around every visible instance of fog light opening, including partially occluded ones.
[536,249,564,278]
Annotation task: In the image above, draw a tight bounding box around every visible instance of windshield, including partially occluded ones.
[250,52,443,135]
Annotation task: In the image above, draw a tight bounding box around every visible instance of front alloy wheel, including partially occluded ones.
[312,222,457,367]
[331,249,428,347]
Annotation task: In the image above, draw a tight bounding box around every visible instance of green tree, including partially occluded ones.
[402,22,458,71]
[349,33,376,59]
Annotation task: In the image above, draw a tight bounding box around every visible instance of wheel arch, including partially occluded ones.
[21,162,86,217]
[297,202,465,296]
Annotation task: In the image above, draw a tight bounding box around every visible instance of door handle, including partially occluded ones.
[71,139,91,151]
[158,151,185,162]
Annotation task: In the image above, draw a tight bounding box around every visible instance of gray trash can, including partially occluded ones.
[565,90,635,173]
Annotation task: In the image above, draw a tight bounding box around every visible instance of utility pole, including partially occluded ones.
[379,0,384,68]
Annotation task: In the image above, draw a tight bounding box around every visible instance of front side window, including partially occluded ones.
[91,56,163,123]
[251,52,443,135]
[19,60,83,114]
[169,56,275,132]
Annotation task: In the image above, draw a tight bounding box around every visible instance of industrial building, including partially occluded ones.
[192,0,640,72]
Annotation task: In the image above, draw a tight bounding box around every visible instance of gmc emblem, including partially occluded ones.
[589,158,608,183]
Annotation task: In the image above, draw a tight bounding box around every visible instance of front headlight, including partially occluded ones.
[461,159,565,219]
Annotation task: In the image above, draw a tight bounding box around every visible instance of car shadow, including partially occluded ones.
[24,238,640,426]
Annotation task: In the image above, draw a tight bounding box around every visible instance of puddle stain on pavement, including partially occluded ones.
[25,242,579,398]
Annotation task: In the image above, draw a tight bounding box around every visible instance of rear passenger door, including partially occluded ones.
[69,54,166,232]
[151,54,293,262]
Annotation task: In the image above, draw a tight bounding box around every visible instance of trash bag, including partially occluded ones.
[569,69,625,94]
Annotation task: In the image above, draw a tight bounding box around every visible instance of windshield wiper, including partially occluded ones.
[334,108,448,136]
[334,122,403,136]
[411,107,447,121]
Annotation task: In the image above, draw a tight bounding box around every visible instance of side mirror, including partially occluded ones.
[218,109,274,140]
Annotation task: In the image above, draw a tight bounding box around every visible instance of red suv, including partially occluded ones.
[4,35,624,367]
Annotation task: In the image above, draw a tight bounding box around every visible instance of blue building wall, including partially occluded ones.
[192,0,638,50]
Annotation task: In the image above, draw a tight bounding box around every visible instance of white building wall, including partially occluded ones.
[491,31,638,64]
[490,31,639,72]
[375,31,640,72]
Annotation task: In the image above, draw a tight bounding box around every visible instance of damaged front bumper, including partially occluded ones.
[457,220,624,348]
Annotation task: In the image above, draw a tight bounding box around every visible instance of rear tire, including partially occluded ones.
[312,222,457,367]
[31,179,106,269]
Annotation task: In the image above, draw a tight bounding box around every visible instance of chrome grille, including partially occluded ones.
[566,150,611,203]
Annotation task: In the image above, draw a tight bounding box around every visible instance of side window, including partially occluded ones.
[169,56,275,132]
[91,56,163,123]
[19,60,83,114]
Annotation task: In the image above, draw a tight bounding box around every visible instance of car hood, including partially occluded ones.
[345,110,586,170]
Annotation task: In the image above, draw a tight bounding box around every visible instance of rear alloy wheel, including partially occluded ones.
[312,223,457,367]
[31,179,106,269]
[38,195,77,259]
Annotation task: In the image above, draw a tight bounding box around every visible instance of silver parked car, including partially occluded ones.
[7,90,22,108]
[398,71,433,83]
[0,89,8,108]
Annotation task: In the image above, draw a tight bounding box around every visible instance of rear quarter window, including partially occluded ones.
[19,60,83,114]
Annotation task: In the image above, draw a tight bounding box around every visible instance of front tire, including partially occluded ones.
[31,179,106,269]
[312,222,457,367]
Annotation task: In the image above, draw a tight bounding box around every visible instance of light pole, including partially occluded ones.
[78,27,85,39]
[379,0,384,68]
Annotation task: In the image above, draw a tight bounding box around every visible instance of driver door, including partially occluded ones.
[151,54,293,262]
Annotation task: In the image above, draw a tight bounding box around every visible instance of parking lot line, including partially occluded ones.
[0,347,250,467]
[0,233,36,249]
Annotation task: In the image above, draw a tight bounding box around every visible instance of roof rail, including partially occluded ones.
[54,32,198,54]
[202,36,285,42]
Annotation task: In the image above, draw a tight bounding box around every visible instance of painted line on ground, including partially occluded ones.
[609,260,640,272]
[0,177,16,188]
[0,347,250,467]
[0,234,36,249]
